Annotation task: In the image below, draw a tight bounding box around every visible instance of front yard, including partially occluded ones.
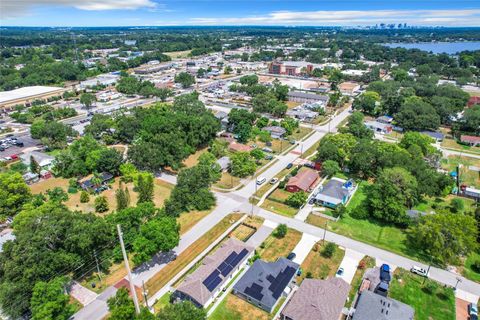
[209,292,270,320]
[389,269,456,320]
[296,241,345,283]
[258,228,302,262]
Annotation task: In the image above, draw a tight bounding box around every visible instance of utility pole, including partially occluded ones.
[142,280,149,309]
[93,250,102,283]
[323,221,328,243]
[117,224,141,314]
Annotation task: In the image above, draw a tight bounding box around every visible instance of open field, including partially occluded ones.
[297,241,345,283]
[258,228,302,262]
[441,136,480,155]
[146,213,243,298]
[164,50,192,59]
[413,195,475,214]
[30,177,174,214]
[177,209,212,235]
[214,171,242,189]
[441,155,480,189]
[389,269,456,320]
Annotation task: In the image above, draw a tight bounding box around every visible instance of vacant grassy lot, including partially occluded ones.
[258,228,302,262]
[389,269,455,320]
[229,224,257,242]
[345,256,375,308]
[164,50,192,59]
[441,155,480,189]
[146,213,242,298]
[30,177,174,214]
[297,241,345,283]
[413,195,475,214]
[442,137,480,155]
[177,209,212,235]
[214,171,242,189]
[182,147,208,168]
[209,293,270,320]
[261,198,298,217]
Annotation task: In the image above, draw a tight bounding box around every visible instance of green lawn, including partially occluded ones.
[463,252,480,283]
[389,269,455,320]
[152,292,172,313]
[261,198,298,217]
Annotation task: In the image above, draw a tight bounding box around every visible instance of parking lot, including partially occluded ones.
[0,134,40,159]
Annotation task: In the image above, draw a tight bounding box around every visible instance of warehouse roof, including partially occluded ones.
[0,86,64,104]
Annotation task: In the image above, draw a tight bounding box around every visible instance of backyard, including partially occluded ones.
[389,269,456,320]
[209,293,270,320]
[296,241,345,283]
[258,228,302,262]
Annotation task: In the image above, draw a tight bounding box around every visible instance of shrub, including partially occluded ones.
[274,224,288,238]
[278,180,286,189]
[94,196,109,213]
[67,187,78,194]
[80,191,90,203]
[285,191,307,208]
[306,271,313,278]
[423,281,439,295]
[322,242,336,258]
[472,260,480,273]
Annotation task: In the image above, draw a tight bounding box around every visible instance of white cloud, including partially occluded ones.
[1,0,156,19]
[189,9,480,26]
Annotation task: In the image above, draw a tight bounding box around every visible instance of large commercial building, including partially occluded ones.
[269,61,313,76]
[0,86,66,110]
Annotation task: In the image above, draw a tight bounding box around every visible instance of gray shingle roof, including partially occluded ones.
[233,258,299,311]
[314,178,351,205]
[288,91,329,101]
[352,291,414,320]
[281,278,350,320]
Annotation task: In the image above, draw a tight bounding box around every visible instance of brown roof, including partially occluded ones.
[461,135,480,143]
[286,167,319,191]
[338,81,360,92]
[229,142,253,152]
[281,278,350,320]
[468,96,480,107]
[175,238,254,306]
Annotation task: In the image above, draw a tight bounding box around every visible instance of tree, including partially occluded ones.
[272,79,289,101]
[46,187,69,203]
[408,213,477,265]
[174,72,195,88]
[353,91,380,115]
[0,172,31,219]
[367,167,418,225]
[321,160,340,177]
[154,88,172,102]
[107,288,136,320]
[280,117,299,135]
[30,155,40,174]
[80,93,96,109]
[116,184,129,211]
[157,301,206,320]
[30,277,73,320]
[460,105,480,135]
[94,196,109,213]
[136,173,154,204]
[250,149,265,161]
[230,152,257,177]
[342,111,373,139]
[132,217,179,265]
[30,119,75,150]
[274,224,288,239]
[80,190,90,203]
[285,192,308,208]
[450,198,465,213]
[235,122,252,143]
[322,242,336,258]
[317,133,357,167]
[395,96,440,131]
[399,132,436,157]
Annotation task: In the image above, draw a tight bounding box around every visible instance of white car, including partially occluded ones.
[256,177,266,185]
[410,265,429,277]
[270,178,279,184]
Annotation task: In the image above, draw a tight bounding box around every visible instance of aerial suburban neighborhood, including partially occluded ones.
[1,2,480,320]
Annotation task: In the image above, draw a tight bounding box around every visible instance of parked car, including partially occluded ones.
[469,303,478,317]
[289,139,296,145]
[287,252,296,260]
[374,281,389,297]
[335,268,344,277]
[270,178,279,184]
[380,264,391,283]
[0,146,4,152]
[256,177,266,185]
[10,154,18,160]
[286,163,293,169]
[410,265,429,277]
[3,156,12,161]
[14,141,24,147]
[262,147,273,153]
[308,197,315,205]
[265,155,273,160]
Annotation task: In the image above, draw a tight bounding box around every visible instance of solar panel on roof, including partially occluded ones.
[230,248,248,266]
[244,283,264,301]
[224,252,237,265]
[203,270,221,291]
[220,264,233,276]
[218,262,229,273]
[208,276,222,291]
[269,266,297,299]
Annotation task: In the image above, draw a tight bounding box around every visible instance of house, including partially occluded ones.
[352,290,414,320]
[288,91,328,104]
[280,278,350,320]
[78,172,114,192]
[287,107,319,122]
[286,167,319,193]
[263,126,287,139]
[460,135,480,147]
[173,239,253,308]
[214,111,229,130]
[20,151,55,170]
[233,258,299,313]
[22,172,39,184]
[421,131,444,142]
[229,142,253,153]
[376,115,393,124]
[365,120,392,134]
[405,209,428,219]
[216,156,231,172]
[314,178,355,208]
[0,229,14,253]
[467,96,480,107]
[338,81,361,96]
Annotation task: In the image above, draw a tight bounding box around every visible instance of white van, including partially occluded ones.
[256,177,266,185]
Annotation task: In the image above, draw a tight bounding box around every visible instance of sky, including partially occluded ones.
[1,0,480,27]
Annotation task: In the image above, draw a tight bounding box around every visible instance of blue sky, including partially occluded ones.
[2,0,480,27]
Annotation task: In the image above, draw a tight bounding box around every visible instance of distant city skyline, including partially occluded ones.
[1,0,480,27]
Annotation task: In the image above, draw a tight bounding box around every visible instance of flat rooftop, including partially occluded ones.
[0,86,64,104]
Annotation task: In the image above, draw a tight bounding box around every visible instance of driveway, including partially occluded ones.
[246,220,277,248]
[291,233,320,265]
[456,298,469,320]
[335,249,364,284]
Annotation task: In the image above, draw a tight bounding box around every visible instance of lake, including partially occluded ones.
[383,41,480,55]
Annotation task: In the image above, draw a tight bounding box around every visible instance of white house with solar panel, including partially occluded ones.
[172,238,254,308]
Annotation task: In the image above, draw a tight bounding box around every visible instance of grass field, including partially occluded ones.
[462,252,480,283]
[30,177,174,214]
[296,241,345,283]
[389,269,455,320]
[413,195,475,214]
[442,137,480,155]
[441,155,480,189]
[152,292,172,313]
[214,171,242,189]
[345,256,376,308]
[177,209,212,235]
[164,50,192,59]
[209,293,270,320]
[258,228,302,262]
[146,213,243,298]
[182,147,208,168]
[260,198,298,217]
